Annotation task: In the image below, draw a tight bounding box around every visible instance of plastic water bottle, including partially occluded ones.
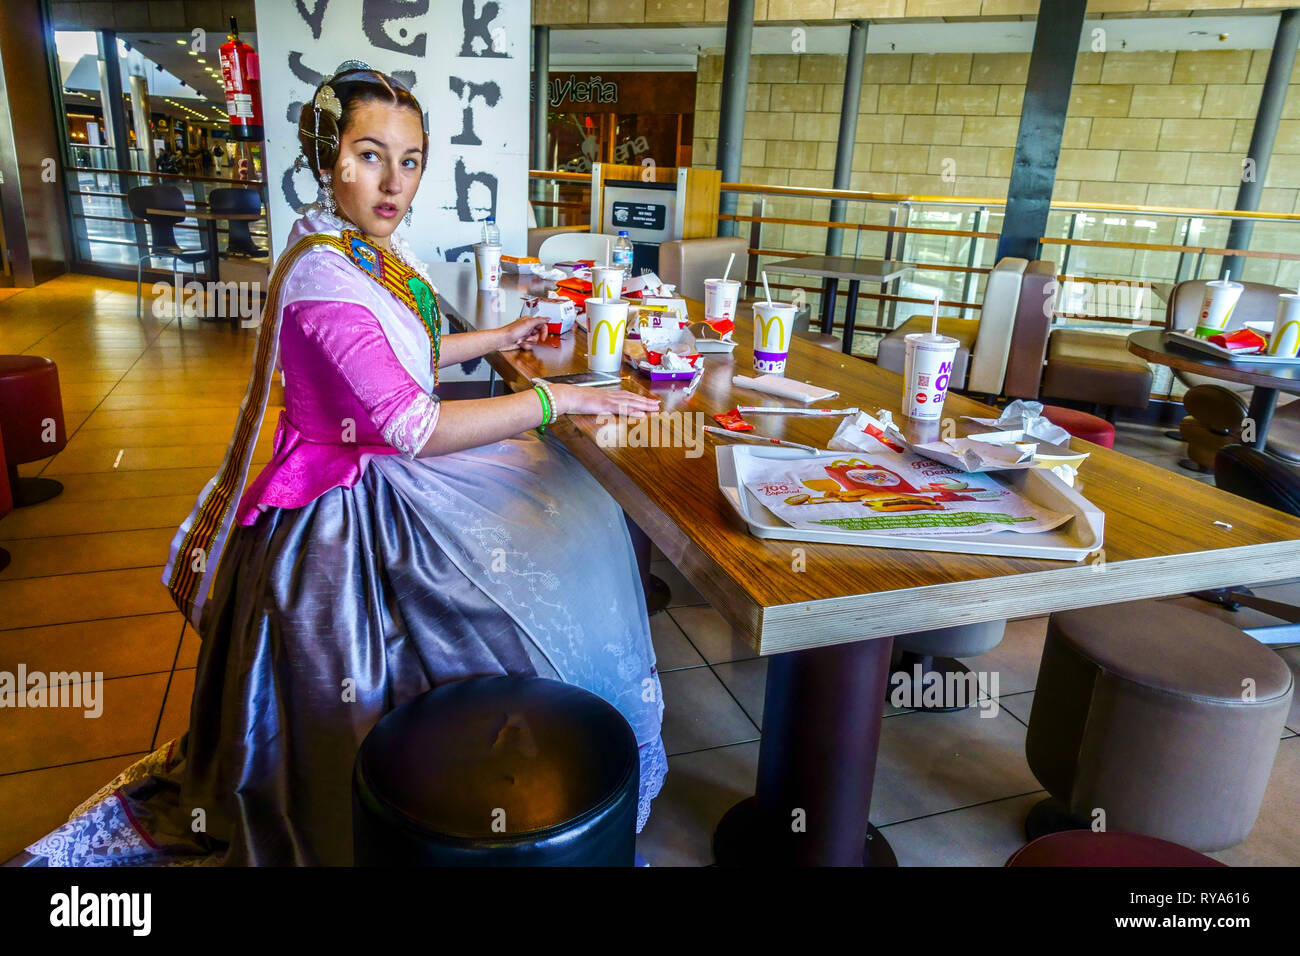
[612,230,633,270]
[482,216,500,246]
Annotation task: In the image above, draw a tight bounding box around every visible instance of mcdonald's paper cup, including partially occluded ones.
[902,332,960,421]
[704,278,741,323]
[585,298,629,373]
[1269,293,1300,357]
[753,301,797,376]
[1195,279,1243,338]
[474,243,502,291]
[591,266,624,300]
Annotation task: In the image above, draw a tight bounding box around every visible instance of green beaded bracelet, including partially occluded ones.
[534,385,552,435]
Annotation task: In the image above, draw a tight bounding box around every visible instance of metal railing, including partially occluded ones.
[64,163,269,277]
[528,168,1300,351]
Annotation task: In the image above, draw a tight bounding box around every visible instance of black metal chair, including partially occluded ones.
[126,185,208,320]
[208,187,267,258]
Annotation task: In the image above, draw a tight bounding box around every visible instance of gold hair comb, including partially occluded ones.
[314,84,342,121]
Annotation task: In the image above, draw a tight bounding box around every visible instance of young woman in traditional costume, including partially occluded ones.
[22,64,667,866]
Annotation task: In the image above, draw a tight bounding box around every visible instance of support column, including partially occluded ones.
[994,0,1088,263]
[1224,9,1300,280]
[128,50,154,173]
[825,20,868,258]
[531,25,549,223]
[95,31,131,175]
[822,20,869,330]
[716,0,755,238]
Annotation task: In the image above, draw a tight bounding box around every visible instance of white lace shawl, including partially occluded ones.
[281,206,438,394]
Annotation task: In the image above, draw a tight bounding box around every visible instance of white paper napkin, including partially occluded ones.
[732,374,839,404]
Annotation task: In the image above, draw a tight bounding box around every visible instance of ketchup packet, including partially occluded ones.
[713,408,754,431]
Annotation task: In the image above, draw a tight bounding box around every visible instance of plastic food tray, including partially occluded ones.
[1164,331,1300,366]
[716,445,1105,562]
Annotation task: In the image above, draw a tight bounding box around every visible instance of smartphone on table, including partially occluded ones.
[532,371,622,387]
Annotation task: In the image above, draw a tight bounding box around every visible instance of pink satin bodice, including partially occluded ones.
[235,297,440,525]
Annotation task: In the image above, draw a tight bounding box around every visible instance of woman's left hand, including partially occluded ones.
[499,316,551,351]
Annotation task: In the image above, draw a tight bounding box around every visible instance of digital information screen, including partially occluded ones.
[610,201,666,231]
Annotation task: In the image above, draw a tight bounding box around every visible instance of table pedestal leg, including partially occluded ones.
[842,279,861,354]
[1246,387,1278,449]
[713,636,898,866]
[623,515,670,616]
[820,279,838,335]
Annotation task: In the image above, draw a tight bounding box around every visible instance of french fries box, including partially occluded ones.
[520,293,577,335]
[625,332,703,382]
[622,271,666,298]
[553,259,596,276]
[500,254,541,275]
[632,300,689,345]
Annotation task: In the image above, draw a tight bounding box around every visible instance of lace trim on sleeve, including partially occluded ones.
[383,392,440,458]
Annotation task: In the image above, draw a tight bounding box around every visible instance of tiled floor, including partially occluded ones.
[1,274,1297,866]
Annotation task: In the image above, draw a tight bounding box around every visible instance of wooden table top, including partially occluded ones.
[1129,328,1300,392]
[428,263,1300,655]
[763,255,908,283]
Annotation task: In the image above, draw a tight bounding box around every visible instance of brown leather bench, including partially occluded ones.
[1039,328,1153,415]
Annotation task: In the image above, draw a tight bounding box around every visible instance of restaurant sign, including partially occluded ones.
[531,74,619,107]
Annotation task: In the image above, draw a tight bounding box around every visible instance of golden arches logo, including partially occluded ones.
[1269,319,1300,356]
[756,310,789,350]
[592,318,626,355]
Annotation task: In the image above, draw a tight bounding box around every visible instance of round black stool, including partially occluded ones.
[353,675,639,866]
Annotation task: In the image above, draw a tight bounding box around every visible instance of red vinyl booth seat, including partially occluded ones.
[1040,405,1116,449]
[0,355,67,506]
[1007,830,1225,867]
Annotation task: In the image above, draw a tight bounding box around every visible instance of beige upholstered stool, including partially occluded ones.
[1025,600,1292,852]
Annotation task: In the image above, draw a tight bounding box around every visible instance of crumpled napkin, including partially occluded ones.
[830,410,1038,473]
[963,399,1072,447]
[532,265,566,281]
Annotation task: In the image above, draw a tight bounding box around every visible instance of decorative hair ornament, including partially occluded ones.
[318,170,336,215]
[314,84,342,121]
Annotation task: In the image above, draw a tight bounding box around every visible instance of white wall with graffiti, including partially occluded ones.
[254,0,529,267]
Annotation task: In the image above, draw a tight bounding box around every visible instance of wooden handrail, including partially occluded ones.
[527,169,1300,223]
[713,179,1300,223]
[1041,235,1300,261]
[65,165,267,187]
[750,248,990,276]
[721,213,996,240]
[528,170,589,182]
[1052,313,1161,328]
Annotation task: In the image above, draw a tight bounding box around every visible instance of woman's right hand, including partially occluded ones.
[551,382,661,419]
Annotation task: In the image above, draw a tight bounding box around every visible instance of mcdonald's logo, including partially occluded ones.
[756,311,788,350]
[1269,319,1300,356]
[592,318,626,355]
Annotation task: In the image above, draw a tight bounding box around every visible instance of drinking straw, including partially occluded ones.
[605,237,611,268]
[723,252,736,283]
[1222,268,1230,283]
[931,294,940,337]
[762,270,773,305]
[703,425,818,454]
[737,406,860,416]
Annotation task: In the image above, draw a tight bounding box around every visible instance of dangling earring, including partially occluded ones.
[318,171,336,215]
[403,204,413,227]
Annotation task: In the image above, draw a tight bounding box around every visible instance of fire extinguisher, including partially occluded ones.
[219,17,263,142]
